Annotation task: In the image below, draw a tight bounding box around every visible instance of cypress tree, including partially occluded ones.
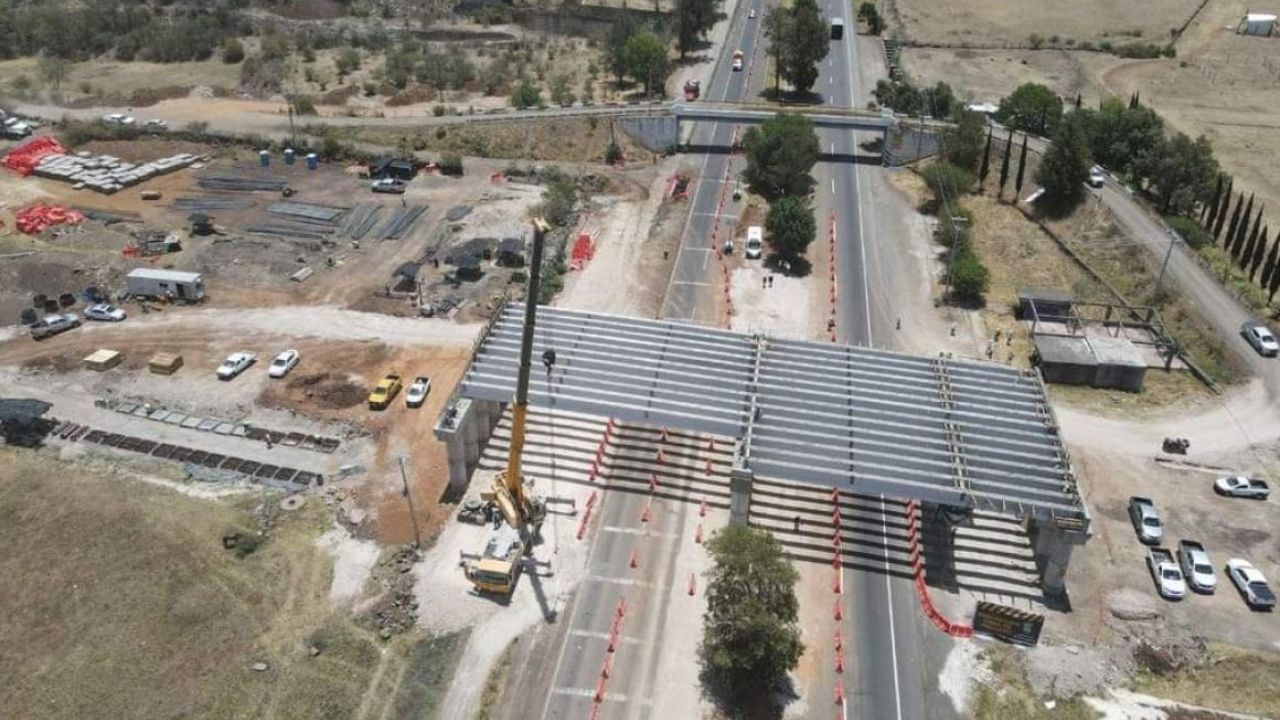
[1251,225,1270,281]
[1214,178,1235,240]
[1232,194,1256,260]
[1203,174,1223,228]
[1224,193,1245,258]
[1261,230,1280,289]
[1269,255,1280,302]
[1075,93,1082,109]
[997,128,1014,197]
[978,126,993,188]
[1242,208,1264,273]
[1014,134,1029,195]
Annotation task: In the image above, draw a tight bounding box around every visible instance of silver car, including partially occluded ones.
[1242,321,1279,357]
[29,313,81,340]
[1128,496,1163,544]
[1215,475,1271,500]
[1227,559,1276,610]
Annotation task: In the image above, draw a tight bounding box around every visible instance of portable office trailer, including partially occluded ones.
[126,268,205,301]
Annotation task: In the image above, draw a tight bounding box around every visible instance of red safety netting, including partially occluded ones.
[15,204,85,235]
[569,233,595,270]
[3,137,67,176]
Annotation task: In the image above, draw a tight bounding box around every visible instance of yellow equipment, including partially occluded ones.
[466,220,551,595]
[368,374,403,409]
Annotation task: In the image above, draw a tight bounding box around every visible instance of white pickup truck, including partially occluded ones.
[1147,547,1187,600]
[1178,540,1216,593]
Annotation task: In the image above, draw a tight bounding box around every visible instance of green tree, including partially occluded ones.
[260,32,291,62]
[622,30,669,96]
[336,47,362,77]
[1231,194,1255,260]
[764,0,829,95]
[510,77,543,108]
[1136,132,1218,216]
[607,11,641,84]
[1242,204,1264,269]
[1036,113,1091,214]
[997,128,1013,197]
[701,525,802,707]
[995,82,1063,136]
[977,126,993,187]
[37,53,70,93]
[384,48,417,89]
[222,38,245,64]
[549,73,576,106]
[1214,181,1236,242]
[676,0,723,58]
[1079,97,1163,177]
[1260,230,1280,289]
[1224,192,1245,258]
[921,82,956,118]
[942,108,985,174]
[950,246,989,305]
[858,2,883,34]
[765,196,816,263]
[1270,252,1280,302]
[742,113,820,200]
[1203,174,1223,230]
[1250,225,1269,281]
[540,175,577,226]
[605,140,624,165]
[1014,134,1029,196]
[921,163,976,203]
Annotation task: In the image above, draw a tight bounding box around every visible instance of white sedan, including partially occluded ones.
[216,351,256,380]
[1227,559,1277,610]
[101,113,136,126]
[406,376,432,407]
[84,303,127,322]
[268,349,300,378]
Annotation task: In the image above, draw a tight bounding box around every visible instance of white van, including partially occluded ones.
[745,226,763,259]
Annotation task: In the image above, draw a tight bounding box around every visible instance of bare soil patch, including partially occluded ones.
[890,0,1202,48]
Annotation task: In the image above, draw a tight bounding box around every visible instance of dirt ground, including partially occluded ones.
[0,448,462,720]
[889,0,1204,48]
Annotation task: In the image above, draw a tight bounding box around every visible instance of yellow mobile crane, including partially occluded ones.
[465,219,551,595]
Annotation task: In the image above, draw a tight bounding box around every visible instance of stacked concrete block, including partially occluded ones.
[31,152,198,195]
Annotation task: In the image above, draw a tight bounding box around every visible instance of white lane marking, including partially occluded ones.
[831,141,836,153]
[553,687,631,703]
[672,281,713,288]
[589,574,665,588]
[570,629,651,646]
[831,178,836,195]
[880,494,904,720]
[602,525,680,538]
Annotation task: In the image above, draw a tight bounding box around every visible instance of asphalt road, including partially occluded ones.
[659,1,770,323]
[809,14,958,720]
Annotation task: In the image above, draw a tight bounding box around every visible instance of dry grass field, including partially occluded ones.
[889,0,1204,47]
[0,449,461,720]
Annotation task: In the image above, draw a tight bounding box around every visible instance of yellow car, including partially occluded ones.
[368,374,402,410]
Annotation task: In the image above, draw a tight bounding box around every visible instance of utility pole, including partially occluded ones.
[397,454,422,549]
[1154,229,1178,300]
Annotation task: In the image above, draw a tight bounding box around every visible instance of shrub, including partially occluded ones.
[222,38,245,64]
[432,105,446,117]
[949,245,989,305]
[605,141,624,165]
[510,77,542,109]
[439,153,464,176]
[1165,215,1211,249]
[292,95,317,115]
[921,163,976,201]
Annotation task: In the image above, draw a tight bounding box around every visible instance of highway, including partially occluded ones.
[808,7,959,720]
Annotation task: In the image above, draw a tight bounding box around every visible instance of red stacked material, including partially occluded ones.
[569,233,595,270]
[3,137,67,176]
[15,204,85,235]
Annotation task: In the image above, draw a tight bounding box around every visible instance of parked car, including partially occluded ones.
[268,349,300,378]
[1227,559,1277,610]
[101,113,136,126]
[405,376,432,407]
[748,7,756,18]
[745,226,764,259]
[1214,475,1271,499]
[1147,547,1186,600]
[216,351,256,380]
[1241,320,1279,357]
[1088,166,1106,188]
[83,303,127,322]
[1128,496,1164,544]
[1178,540,1217,593]
[371,178,407,194]
[368,374,403,409]
[29,313,80,340]
[144,119,168,132]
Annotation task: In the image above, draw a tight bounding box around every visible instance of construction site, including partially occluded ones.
[4,1,1280,719]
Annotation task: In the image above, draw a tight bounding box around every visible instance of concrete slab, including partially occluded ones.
[181,416,203,429]
[164,412,187,425]
[131,406,150,417]
[116,402,138,414]
[213,422,235,435]
[148,408,170,420]
[196,419,219,431]
[231,425,248,437]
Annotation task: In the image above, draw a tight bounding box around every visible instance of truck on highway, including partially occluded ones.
[1178,540,1216,593]
[831,17,845,39]
[1147,547,1187,600]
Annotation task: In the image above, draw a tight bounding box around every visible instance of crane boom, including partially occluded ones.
[487,219,549,533]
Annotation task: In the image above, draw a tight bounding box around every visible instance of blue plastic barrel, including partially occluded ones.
[284,148,296,165]
[306,153,318,170]
[258,149,270,166]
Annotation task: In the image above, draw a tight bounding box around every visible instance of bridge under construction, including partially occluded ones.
[436,304,1091,593]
